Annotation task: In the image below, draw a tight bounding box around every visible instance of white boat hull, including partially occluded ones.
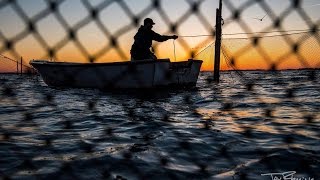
[30,59,202,89]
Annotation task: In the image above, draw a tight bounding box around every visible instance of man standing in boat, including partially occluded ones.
[130,18,178,61]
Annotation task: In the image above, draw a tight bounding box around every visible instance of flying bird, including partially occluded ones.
[305,3,320,7]
[253,14,267,21]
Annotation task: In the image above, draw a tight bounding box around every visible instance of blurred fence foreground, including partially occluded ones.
[0,0,320,179]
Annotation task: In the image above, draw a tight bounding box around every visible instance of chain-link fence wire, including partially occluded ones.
[0,0,215,65]
[1,0,320,179]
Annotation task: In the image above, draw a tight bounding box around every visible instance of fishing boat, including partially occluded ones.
[30,59,202,89]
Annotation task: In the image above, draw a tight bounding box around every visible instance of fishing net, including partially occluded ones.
[0,0,319,179]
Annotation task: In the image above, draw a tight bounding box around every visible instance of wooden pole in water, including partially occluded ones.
[214,0,222,82]
[20,57,22,75]
[17,59,19,75]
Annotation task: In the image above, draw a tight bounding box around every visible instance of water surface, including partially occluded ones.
[0,70,319,179]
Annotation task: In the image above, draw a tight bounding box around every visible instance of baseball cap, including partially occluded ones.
[144,18,155,25]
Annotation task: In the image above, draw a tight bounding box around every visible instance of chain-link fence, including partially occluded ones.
[1,0,320,179]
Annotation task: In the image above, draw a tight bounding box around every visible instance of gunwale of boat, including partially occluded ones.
[30,59,203,67]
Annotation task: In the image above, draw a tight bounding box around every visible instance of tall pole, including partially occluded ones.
[214,0,222,82]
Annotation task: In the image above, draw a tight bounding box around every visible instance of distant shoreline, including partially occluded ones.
[201,68,320,72]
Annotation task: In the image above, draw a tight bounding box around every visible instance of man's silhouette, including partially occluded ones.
[130,18,178,61]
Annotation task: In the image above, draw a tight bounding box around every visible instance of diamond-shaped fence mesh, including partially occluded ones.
[0,0,320,179]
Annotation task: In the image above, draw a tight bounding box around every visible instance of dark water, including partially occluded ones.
[0,70,319,179]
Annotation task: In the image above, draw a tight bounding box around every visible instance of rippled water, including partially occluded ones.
[0,70,319,179]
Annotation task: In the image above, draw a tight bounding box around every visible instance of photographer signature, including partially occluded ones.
[261,171,314,180]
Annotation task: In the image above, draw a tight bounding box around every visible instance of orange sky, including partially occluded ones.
[1,35,320,72]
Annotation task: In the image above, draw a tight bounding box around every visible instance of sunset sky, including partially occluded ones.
[0,0,320,72]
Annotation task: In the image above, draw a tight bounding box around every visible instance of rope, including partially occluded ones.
[176,29,319,38]
[0,54,32,68]
[194,42,214,57]
[221,44,253,84]
[179,35,214,37]
[223,31,318,40]
[223,29,320,36]
[171,30,317,58]
[173,40,176,62]
[0,54,17,63]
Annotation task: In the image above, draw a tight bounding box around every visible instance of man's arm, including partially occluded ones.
[152,31,178,42]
